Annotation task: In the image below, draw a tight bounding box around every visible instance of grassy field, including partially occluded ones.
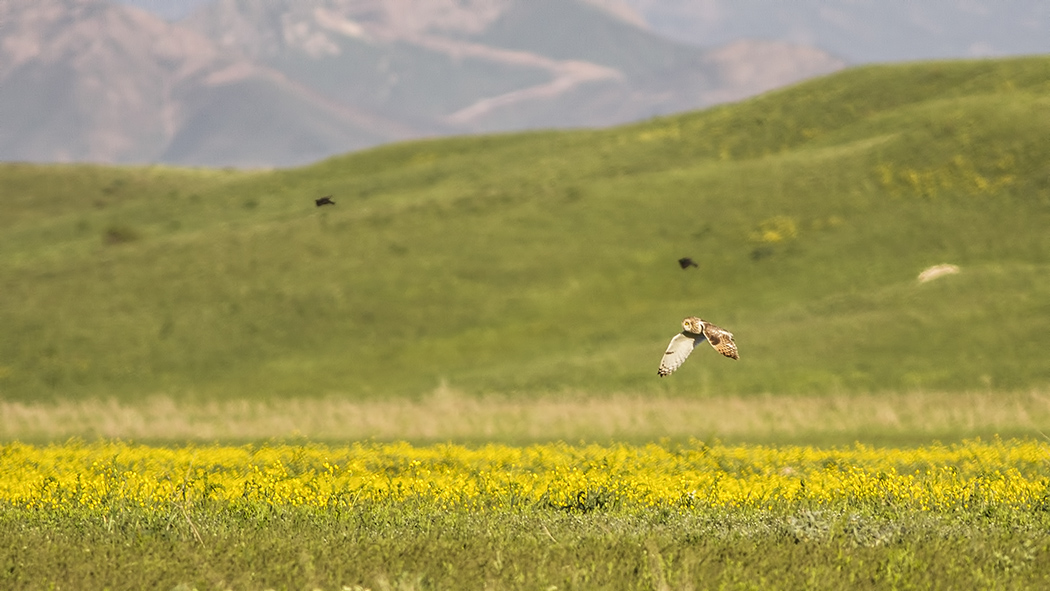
[4,439,1050,590]
[1,57,1049,406]
[6,438,1050,591]
[3,56,1050,589]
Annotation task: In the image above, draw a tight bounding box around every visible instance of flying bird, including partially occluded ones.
[678,257,698,269]
[315,195,335,207]
[658,316,738,376]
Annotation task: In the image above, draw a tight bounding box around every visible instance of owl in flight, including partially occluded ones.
[658,316,738,376]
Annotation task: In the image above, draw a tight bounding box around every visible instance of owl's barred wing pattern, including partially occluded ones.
[658,317,739,376]
[658,333,704,376]
[702,322,739,360]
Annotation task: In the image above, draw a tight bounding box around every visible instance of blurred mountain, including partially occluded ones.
[0,0,421,166]
[0,0,844,167]
[116,0,1050,64]
[625,0,1050,63]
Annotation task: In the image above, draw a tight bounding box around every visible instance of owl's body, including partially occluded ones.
[657,316,738,376]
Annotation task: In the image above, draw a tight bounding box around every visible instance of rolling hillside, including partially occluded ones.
[1,56,1049,404]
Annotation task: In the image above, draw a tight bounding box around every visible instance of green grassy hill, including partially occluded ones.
[2,56,1049,404]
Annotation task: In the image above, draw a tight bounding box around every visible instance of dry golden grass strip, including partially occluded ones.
[3,389,1049,445]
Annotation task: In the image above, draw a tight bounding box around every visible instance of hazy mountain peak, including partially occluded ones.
[186,0,516,57]
[365,0,511,36]
[0,0,233,162]
[1,0,220,80]
[578,0,648,29]
[2,0,844,166]
[186,0,649,59]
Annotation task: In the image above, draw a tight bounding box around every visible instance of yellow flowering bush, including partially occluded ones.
[1,439,1047,514]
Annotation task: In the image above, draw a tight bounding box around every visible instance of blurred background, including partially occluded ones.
[2,0,1049,167]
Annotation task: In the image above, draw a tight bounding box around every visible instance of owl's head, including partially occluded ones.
[682,316,703,334]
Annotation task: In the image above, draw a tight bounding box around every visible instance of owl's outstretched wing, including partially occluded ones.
[658,333,704,376]
[702,323,739,360]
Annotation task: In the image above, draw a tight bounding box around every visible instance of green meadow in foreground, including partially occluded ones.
[7,491,1050,591]
[4,439,1050,590]
[2,57,1050,405]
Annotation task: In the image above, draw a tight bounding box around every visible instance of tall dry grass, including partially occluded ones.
[3,387,1049,445]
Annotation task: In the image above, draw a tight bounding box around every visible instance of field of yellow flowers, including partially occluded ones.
[3,438,1050,590]
[3,439,1050,514]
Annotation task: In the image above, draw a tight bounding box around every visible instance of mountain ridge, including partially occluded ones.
[1,0,844,166]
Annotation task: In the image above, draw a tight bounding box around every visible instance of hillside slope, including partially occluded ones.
[1,56,1048,402]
